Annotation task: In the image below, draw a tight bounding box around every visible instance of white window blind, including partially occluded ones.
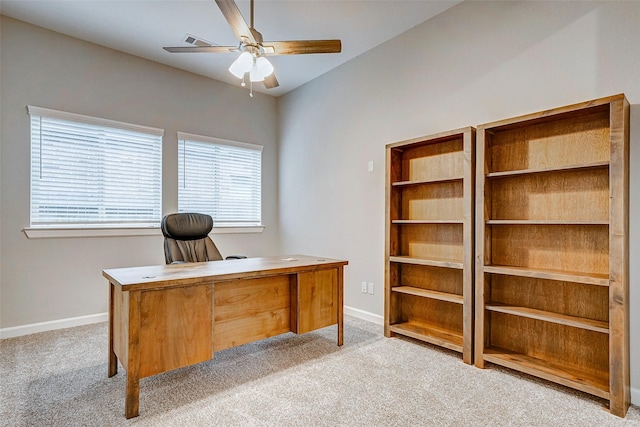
[178,132,262,226]
[28,106,163,226]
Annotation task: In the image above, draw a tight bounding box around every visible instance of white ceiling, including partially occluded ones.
[0,0,460,97]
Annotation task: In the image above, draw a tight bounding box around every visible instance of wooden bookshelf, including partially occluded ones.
[475,94,629,416]
[385,127,475,364]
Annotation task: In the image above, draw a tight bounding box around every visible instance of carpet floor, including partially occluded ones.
[1,316,639,426]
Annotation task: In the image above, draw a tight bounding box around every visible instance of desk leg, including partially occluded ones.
[108,282,118,377]
[337,266,344,347]
[125,290,141,419]
[125,374,140,419]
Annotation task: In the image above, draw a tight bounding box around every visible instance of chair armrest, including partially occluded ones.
[225,255,247,260]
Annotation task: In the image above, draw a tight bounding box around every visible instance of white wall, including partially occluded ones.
[278,1,640,403]
[0,16,281,329]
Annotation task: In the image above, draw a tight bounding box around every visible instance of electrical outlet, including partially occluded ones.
[361,281,368,293]
[367,282,374,295]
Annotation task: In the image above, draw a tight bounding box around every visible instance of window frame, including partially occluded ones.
[24,106,164,239]
[177,131,264,234]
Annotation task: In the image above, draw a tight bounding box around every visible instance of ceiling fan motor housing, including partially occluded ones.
[249,28,263,44]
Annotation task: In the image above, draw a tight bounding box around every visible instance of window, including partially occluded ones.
[28,106,163,227]
[178,132,262,228]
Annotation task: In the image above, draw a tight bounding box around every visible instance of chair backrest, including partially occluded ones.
[161,213,223,264]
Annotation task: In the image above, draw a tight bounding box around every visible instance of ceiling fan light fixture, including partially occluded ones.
[228,51,253,78]
[249,61,264,82]
[256,56,274,77]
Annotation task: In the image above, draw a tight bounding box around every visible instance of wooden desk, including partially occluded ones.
[103,255,347,418]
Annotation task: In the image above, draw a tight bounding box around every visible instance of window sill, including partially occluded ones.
[212,225,265,234]
[23,224,265,239]
[24,225,161,239]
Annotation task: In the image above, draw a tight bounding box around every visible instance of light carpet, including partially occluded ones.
[1,316,639,426]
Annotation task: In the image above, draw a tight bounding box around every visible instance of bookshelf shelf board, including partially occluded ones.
[486,161,609,179]
[486,220,608,226]
[485,303,609,334]
[393,219,463,224]
[392,286,463,304]
[392,176,463,187]
[483,347,610,400]
[390,256,464,270]
[389,321,463,353]
[483,265,609,287]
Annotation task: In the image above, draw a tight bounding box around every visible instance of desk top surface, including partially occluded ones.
[103,255,348,291]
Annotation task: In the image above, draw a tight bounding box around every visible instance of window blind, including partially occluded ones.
[28,106,163,226]
[178,132,262,226]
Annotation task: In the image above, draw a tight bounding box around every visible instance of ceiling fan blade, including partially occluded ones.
[263,73,279,89]
[263,40,342,56]
[163,46,237,53]
[215,0,256,45]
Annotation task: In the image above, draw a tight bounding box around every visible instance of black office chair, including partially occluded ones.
[161,213,246,264]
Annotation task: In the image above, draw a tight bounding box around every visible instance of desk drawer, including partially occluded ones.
[213,275,291,351]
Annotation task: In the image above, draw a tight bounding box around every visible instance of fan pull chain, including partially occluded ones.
[241,74,246,87]
[250,79,254,97]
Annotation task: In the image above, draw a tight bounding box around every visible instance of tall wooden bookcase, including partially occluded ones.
[385,127,475,364]
[474,94,630,416]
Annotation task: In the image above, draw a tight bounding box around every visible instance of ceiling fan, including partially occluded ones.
[163,0,342,93]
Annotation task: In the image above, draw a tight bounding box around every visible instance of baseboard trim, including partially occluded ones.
[0,312,108,339]
[632,386,640,406]
[344,305,383,325]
